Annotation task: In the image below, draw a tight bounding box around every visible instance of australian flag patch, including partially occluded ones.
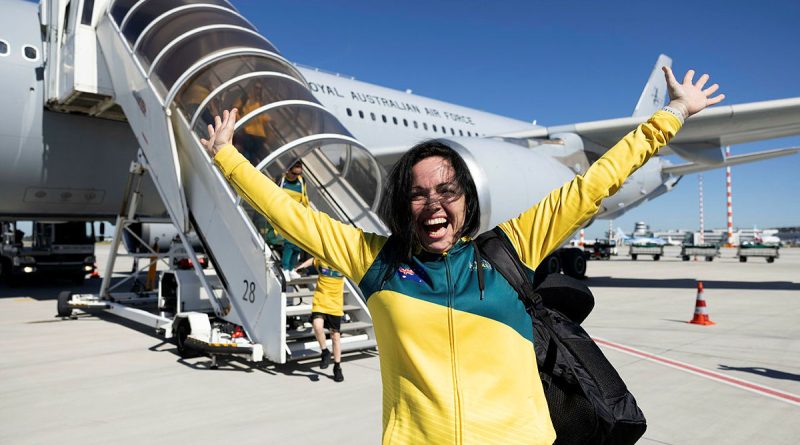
[396,265,426,284]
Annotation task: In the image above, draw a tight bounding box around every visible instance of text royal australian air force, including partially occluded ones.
[307,80,476,125]
[296,66,539,149]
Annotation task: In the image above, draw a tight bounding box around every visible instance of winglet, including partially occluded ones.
[632,54,672,117]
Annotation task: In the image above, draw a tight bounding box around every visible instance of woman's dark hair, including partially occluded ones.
[378,140,480,271]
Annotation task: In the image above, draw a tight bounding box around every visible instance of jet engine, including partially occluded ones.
[437,137,577,231]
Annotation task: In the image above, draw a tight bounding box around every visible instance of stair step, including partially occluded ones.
[287,336,377,361]
[285,290,314,299]
[285,304,362,317]
[286,275,318,286]
[286,321,372,340]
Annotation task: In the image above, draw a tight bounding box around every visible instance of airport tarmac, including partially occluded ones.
[1,244,798,444]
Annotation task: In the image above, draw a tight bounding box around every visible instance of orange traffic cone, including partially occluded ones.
[688,281,715,325]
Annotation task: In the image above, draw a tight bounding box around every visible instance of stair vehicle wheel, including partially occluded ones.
[562,250,587,279]
[705,256,713,262]
[739,256,747,263]
[175,319,194,358]
[682,255,690,261]
[631,254,637,261]
[767,257,775,263]
[57,291,73,317]
[653,254,660,261]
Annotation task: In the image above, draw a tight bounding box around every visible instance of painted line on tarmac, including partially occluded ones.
[593,337,800,407]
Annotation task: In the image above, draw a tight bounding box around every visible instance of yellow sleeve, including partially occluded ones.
[214,145,386,282]
[498,110,682,269]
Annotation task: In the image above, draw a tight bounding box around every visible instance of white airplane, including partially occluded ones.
[2,0,799,271]
[2,0,800,362]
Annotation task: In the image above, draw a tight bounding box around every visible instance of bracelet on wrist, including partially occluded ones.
[661,105,685,124]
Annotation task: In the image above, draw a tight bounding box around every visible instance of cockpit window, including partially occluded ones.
[0,40,8,56]
[23,45,38,61]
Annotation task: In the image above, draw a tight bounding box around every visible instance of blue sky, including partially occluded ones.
[231,1,799,238]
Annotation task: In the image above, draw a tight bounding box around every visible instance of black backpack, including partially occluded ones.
[474,228,647,445]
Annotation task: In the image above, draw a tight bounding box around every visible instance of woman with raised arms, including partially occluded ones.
[201,67,723,444]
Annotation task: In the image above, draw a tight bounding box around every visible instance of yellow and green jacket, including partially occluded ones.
[312,258,345,316]
[215,111,681,444]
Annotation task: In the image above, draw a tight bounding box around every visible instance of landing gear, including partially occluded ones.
[562,249,587,279]
[535,253,561,284]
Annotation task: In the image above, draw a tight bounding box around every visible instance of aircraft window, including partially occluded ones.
[450,128,455,135]
[423,123,428,130]
[346,108,352,116]
[459,129,463,136]
[22,45,38,61]
[0,40,8,56]
[432,124,437,132]
[81,0,95,25]
[381,115,387,123]
[403,119,408,127]
[442,126,448,134]
[413,121,418,129]
[393,117,398,125]
[359,110,364,118]
[152,28,276,95]
[370,112,376,121]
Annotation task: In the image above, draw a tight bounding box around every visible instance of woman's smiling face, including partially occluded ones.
[410,156,466,253]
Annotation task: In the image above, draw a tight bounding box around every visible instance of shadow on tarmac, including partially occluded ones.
[0,276,145,300]
[718,365,800,382]
[587,276,799,291]
[52,305,377,381]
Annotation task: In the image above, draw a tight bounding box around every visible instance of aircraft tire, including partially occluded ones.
[57,291,73,317]
[534,253,561,285]
[562,250,587,279]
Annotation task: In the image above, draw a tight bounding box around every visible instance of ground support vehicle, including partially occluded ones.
[1,221,95,285]
[681,244,720,261]
[584,240,615,260]
[630,244,664,261]
[737,244,780,263]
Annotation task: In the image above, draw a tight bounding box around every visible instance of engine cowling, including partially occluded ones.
[438,138,576,231]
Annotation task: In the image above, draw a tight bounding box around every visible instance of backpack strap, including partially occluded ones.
[474,227,542,308]
[475,228,595,324]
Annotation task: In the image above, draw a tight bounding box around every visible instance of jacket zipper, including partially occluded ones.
[444,254,463,443]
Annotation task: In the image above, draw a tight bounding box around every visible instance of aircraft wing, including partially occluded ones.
[499,97,800,164]
[662,146,800,175]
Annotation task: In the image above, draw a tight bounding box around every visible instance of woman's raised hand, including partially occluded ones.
[200,108,238,158]
[662,67,725,119]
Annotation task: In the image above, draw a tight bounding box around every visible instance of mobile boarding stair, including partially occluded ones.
[50,0,387,364]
